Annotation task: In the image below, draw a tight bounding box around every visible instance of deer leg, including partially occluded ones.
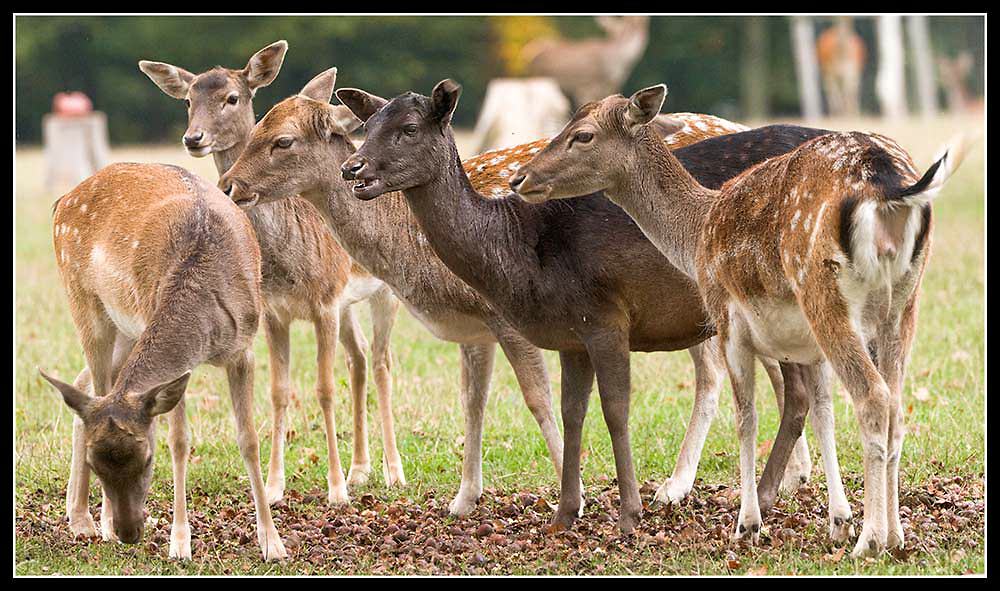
[878,296,919,550]
[801,288,890,558]
[225,349,287,561]
[370,288,405,487]
[66,366,97,537]
[493,327,571,509]
[338,306,371,486]
[66,307,118,541]
[313,305,349,505]
[763,356,813,493]
[166,393,192,559]
[262,312,292,505]
[449,343,496,516]
[550,351,594,532]
[757,362,810,514]
[803,362,854,543]
[587,332,641,535]
[724,318,763,545]
[655,338,725,506]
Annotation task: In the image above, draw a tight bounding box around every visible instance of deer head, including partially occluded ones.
[139,40,287,160]
[338,80,461,200]
[511,85,680,203]
[38,369,190,543]
[220,68,362,208]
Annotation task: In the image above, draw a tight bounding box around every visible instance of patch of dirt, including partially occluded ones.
[15,474,984,575]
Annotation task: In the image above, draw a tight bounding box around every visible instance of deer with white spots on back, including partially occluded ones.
[42,162,286,561]
[514,84,972,556]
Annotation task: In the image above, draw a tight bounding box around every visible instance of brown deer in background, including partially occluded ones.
[523,15,649,107]
[513,84,970,556]
[42,162,286,560]
[817,16,866,117]
[937,52,983,114]
[139,42,404,507]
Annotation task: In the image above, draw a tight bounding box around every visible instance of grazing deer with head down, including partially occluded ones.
[333,79,835,534]
[42,162,286,560]
[220,68,802,517]
[523,15,650,107]
[139,41,404,506]
[513,84,970,556]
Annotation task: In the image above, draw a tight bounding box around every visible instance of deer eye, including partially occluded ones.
[403,124,418,136]
[226,93,239,106]
[573,131,594,144]
[275,137,294,149]
[184,99,191,108]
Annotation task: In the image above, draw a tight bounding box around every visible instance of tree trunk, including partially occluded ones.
[790,16,823,121]
[876,15,909,119]
[741,16,769,120]
[906,15,938,117]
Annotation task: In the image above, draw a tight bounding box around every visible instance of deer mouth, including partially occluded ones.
[351,177,384,201]
[515,185,553,204]
[233,193,260,209]
[185,143,215,158]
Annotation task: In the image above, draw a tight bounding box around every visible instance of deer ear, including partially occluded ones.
[336,88,388,123]
[431,79,462,127]
[141,372,191,418]
[327,105,363,136]
[138,60,195,100]
[650,114,685,140]
[244,40,288,93]
[300,68,338,103]
[39,368,91,418]
[625,84,667,130]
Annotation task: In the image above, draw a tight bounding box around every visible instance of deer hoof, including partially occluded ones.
[653,477,692,506]
[347,463,371,487]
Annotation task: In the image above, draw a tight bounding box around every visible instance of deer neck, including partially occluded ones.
[401,143,534,307]
[610,131,717,280]
[212,138,247,179]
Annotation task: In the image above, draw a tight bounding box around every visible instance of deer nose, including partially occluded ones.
[118,522,143,544]
[342,160,366,180]
[509,173,527,192]
[183,131,205,147]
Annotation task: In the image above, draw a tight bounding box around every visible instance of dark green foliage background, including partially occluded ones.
[15,15,984,144]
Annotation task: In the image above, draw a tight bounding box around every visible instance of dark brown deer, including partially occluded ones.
[139,42,404,505]
[219,69,794,516]
[42,162,286,560]
[512,85,970,556]
[333,80,829,534]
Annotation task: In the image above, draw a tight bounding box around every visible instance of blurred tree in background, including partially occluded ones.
[15,15,984,145]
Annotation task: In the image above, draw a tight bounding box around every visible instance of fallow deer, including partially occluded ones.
[512,85,970,556]
[219,69,793,517]
[523,15,650,107]
[333,80,830,534]
[139,41,404,506]
[817,16,866,117]
[42,162,286,561]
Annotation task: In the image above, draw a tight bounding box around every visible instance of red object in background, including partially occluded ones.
[52,92,94,117]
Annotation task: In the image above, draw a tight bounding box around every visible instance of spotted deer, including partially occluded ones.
[42,162,286,561]
[333,79,837,535]
[219,68,799,518]
[139,41,404,507]
[465,112,749,198]
[513,85,971,556]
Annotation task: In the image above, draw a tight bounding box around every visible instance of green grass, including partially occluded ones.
[14,116,985,575]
